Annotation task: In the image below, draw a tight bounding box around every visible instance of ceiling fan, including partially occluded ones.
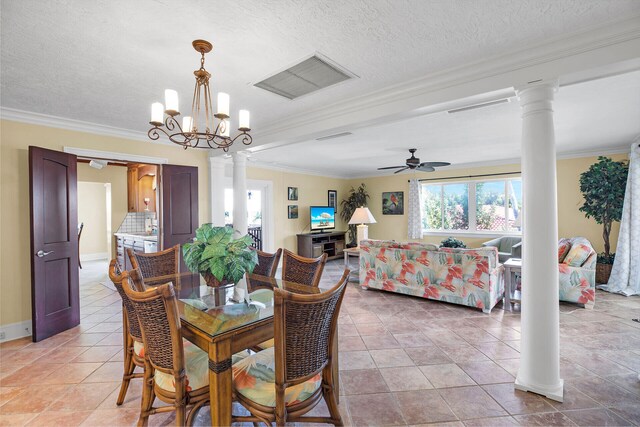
[377,148,451,174]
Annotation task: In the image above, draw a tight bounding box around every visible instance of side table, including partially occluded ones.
[503,258,522,311]
[343,247,360,283]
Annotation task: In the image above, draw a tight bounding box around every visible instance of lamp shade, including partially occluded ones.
[348,207,377,225]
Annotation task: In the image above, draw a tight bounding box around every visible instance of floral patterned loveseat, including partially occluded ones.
[359,240,504,313]
[558,237,597,307]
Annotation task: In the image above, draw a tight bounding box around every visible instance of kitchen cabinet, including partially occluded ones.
[127,164,158,212]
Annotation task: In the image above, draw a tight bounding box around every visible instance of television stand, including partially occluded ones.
[297,231,346,261]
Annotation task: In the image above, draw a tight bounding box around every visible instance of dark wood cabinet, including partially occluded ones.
[127,164,158,212]
[297,231,346,261]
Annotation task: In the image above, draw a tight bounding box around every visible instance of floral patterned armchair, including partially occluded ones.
[558,237,597,307]
[359,240,504,313]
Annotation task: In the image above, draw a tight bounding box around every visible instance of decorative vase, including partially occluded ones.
[595,263,613,284]
[202,272,230,288]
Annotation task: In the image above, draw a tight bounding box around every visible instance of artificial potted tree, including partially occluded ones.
[340,183,370,247]
[579,156,628,284]
[183,224,258,287]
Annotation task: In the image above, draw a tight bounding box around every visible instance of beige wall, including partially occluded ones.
[77,163,128,258]
[0,117,628,329]
[0,119,210,327]
[247,167,351,252]
[77,182,108,257]
[347,154,627,252]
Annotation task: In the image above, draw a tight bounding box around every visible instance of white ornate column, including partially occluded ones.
[232,152,248,237]
[515,81,563,402]
[209,155,227,226]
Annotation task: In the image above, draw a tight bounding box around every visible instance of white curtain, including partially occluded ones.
[408,179,423,239]
[599,142,640,296]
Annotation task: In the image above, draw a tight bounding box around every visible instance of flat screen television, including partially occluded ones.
[310,206,336,232]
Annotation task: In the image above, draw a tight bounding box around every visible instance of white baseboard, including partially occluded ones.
[0,320,32,343]
[80,252,109,262]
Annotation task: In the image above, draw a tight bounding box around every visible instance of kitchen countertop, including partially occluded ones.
[114,232,158,242]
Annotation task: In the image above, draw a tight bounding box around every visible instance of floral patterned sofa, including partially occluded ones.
[359,240,504,313]
[558,237,597,307]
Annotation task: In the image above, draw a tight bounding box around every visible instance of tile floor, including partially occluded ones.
[1,260,639,426]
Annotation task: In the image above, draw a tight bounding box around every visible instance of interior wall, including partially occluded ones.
[246,166,350,252]
[0,119,210,328]
[77,163,128,258]
[77,182,108,258]
[346,153,628,252]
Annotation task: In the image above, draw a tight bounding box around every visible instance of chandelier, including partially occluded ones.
[147,40,252,151]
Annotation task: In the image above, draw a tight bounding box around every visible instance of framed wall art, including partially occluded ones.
[328,190,337,212]
[288,205,298,219]
[288,187,298,201]
[382,191,404,215]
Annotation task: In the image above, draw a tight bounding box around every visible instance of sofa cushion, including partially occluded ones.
[558,238,572,263]
[439,247,499,269]
[563,243,593,267]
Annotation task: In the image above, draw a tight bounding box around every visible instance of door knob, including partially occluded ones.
[36,250,54,258]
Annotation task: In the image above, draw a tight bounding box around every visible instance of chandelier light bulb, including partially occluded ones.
[182,116,193,133]
[151,102,164,125]
[217,92,230,117]
[164,89,179,115]
[238,110,250,130]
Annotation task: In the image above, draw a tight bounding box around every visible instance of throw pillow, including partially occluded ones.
[557,239,571,263]
[563,243,592,267]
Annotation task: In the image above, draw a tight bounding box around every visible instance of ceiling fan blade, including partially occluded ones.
[416,165,436,172]
[377,165,406,170]
[420,162,451,167]
[393,167,410,174]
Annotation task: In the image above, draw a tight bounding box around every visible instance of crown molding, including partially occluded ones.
[0,107,150,143]
[247,160,347,180]
[253,15,640,147]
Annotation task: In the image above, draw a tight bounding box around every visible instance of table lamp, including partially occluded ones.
[348,207,377,247]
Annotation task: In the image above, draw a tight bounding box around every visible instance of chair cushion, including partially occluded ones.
[255,338,274,350]
[154,341,209,393]
[558,239,572,263]
[232,347,321,407]
[563,243,593,267]
[133,340,144,358]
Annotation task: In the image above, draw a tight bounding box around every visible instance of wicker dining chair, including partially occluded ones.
[121,274,209,427]
[253,249,328,351]
[252,248,283,277]
[108,260,146,406]
[282,249,328,287]
[128,245,181,289]
[232,269,349,426]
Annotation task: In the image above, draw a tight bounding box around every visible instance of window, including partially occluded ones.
[422,178,522,234]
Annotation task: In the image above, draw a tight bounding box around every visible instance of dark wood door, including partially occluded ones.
[29,146,80,342]
[160,164,199,298]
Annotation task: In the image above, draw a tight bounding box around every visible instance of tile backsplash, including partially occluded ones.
[116,212,157,234]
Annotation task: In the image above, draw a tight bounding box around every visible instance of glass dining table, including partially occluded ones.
[176,273,340,426]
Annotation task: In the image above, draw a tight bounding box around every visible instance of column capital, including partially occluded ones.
[516,80,558,105]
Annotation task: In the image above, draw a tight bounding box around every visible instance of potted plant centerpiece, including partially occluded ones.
[579,156,629,284]
[440,237,466,248]
[183,224,258,287]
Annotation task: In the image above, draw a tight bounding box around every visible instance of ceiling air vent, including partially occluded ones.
[254,54,356,100]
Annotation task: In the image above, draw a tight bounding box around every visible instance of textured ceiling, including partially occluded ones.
[2,0,640,136]
[249,71,640,177]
